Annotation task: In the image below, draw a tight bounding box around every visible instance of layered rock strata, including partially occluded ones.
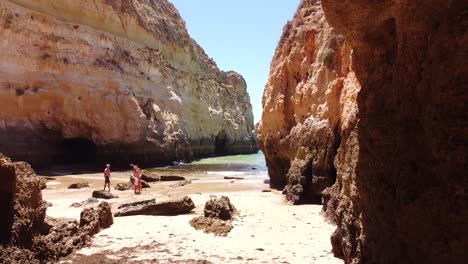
[259,0,467,263]
[0,153,113,263]
[257,0,359,204]
[0,0,257,167]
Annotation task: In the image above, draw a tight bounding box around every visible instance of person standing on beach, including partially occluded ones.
[131,164,142,194]
[103,164,111,191]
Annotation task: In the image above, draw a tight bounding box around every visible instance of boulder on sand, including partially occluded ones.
[204,196,236,220]
[92,190,119,199]
[114,183,132,191]
[70,198,99,208]
[189,216,233,237]
[118,199,156,209]
[68,183,89,189]
[114,196,195,217]
[160,175,185,181]
[141,174,159,182]
[115,181,150,191]
[190,196,237,236]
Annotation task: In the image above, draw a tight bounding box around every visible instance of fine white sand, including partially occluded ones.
[41,171,342,264]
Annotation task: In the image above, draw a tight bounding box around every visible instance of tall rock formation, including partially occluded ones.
[257,0,359,204]
[259,0,467,263]
[0,0,257,167]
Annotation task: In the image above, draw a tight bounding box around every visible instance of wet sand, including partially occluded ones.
[39,162,342,264]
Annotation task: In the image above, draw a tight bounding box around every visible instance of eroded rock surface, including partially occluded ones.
[190,196,236,236]
[0,153,113,263]
[204,196,236,221]
[320,0,468,263]
[257,0,359,204]
[259,0,467,263]
[92,190,119,199]
[115,196,195,217]
[0,0,257,167]
[68,183,89,189]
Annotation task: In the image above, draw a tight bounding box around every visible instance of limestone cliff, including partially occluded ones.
[257,0,359,204]
[0,0,257,167]
[259,0,467,263]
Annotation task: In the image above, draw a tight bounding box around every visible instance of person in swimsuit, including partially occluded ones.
[103,164,111,191]
[131,164,142,194]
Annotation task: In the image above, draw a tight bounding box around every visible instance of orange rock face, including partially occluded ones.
[260,0,467,263]
[257,0,360,204]
[0,0,257,167]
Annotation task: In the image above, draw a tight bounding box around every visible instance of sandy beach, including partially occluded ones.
[38,155,342,264]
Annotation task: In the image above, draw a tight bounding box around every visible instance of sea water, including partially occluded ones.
[145,151,268,185]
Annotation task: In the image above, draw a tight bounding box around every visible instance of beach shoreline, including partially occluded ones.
[39,154,341,264]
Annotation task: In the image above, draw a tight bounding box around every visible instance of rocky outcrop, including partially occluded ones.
[259,0,467,263]
[92,190,119,199]
[68,183,89,189]
[257,0,359,204]
[114,196,195,217]
[70,198,99,208]
[204,196,236,221]
[320,0,468,263]
[0,153,113,263]
[190,196,236,236]
[0,0,257,168]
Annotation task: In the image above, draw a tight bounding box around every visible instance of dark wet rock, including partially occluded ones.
[114,182,133,191]
[160,175,186,181]
[47,202,53,207]
[224,176,244,180]
[170,180,192,188]
[114,196,195,217]
[141,174,159,182]
[263,179,270,184]
[70,198,99,208]
[118,199,156,209]
[68,182,90,189]
[262,189,272,193]
[251,167,257,170]
[92,190,119,199]
[115,181,150,191]
[189,216,233,237]
[204,196,236,220]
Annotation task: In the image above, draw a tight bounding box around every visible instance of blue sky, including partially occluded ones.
[170,0,301,123]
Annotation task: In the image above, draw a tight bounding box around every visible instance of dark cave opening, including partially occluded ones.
[214,132,228,155]
[57,138,97,165]
[0,167,15,244]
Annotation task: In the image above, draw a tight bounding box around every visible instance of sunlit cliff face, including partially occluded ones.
[0,0,257,167]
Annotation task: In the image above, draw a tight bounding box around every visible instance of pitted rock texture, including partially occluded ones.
[0,0,257,167]
[320,0,468,263]
[257,0,359,204]
[0,153,113,263]
[114,196,195,217]
[259,0,467,263]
